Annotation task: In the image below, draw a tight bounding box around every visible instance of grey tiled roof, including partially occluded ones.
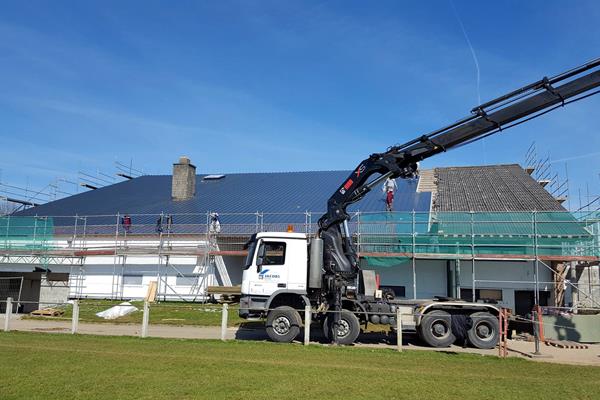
[434,164,565,212]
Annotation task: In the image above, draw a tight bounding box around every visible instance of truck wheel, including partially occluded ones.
[266,306,302,343]
[467,312,499,349]
[418,310,455,348]
[323,309,360,345]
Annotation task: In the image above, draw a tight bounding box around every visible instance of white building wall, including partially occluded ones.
[459,260,553,310]
[1,238,219,300]
[369,259,447,299]
[1,237,560,310]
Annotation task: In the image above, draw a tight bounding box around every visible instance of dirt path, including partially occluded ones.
[3,315,599,366]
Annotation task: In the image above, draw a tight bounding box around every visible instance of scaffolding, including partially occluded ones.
[0,211,598,308]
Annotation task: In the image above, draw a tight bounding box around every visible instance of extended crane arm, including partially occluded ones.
[318,58,600,276]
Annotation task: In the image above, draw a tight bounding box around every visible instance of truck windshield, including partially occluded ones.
[244,240,257,269]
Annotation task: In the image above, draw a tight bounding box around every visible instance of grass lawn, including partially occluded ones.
[1,332,599,400]
[23,300,247,327]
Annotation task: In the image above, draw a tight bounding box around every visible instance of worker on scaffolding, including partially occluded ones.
[156,215,163,234]
[122,214,132,234]
[382,177,397,212]
[209,212,221,234]
[166,214,173,233]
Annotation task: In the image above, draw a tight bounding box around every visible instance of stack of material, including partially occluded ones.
[545,339,589,349]
[30,308,64,317]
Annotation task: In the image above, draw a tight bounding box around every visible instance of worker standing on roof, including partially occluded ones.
[382,177,397,212]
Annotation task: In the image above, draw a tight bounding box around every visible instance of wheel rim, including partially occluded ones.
[430,318,450,339]
[272,316,291,336]
[474,321,495,342]
[335,319,351,338]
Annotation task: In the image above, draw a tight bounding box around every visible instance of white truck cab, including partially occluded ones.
[240,232,310,317]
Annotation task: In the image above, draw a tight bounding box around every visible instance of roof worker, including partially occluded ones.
[382,177,397,212]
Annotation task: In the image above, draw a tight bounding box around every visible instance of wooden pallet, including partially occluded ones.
[544,339,589,349]
[30,308,64,317]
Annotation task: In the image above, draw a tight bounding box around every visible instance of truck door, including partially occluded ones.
[247,240,289,296]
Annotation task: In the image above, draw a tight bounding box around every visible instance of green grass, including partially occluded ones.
[23,300,247,327]
[1,332,599,400]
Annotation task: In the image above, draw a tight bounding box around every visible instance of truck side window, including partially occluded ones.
[262,242,286,265]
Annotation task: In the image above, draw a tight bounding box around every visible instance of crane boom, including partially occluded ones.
[318,58,600,278]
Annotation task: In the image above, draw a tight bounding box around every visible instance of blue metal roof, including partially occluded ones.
[15,171,431,224]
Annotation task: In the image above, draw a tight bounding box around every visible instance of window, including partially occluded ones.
[460,289,503,302]
[479,289,503,302]
[176,276,196,286]
[261,242,286,266]
[381,286,406,298]
[123,275,143,285]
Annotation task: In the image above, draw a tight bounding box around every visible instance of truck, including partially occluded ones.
[239,58,600,348]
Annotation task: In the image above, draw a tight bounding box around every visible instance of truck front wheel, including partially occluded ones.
[418,310,455,348]
[266,306,302,343]
[323,309,361,345]
[467,312,499,349]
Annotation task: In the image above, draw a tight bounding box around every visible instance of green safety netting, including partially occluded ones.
[0,216,55,252]
[359,212,599,268]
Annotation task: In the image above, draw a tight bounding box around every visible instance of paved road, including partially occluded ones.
[3,315,599,366]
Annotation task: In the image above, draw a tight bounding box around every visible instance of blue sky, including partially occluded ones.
[1,0,599,210]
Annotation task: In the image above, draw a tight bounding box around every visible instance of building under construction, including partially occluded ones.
[1,157,598,315]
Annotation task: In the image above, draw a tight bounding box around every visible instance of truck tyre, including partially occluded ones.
[467,312,499,349]
[418,310,455,348]
[266,306,302,343]
[323,309,361,345]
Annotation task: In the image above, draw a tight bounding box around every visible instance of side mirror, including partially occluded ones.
[256,244,266,272]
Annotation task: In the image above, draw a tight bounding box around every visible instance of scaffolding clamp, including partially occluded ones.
[474,107,502,132]
[541,76,565,106]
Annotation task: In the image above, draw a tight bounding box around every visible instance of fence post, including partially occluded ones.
[396,307,403,352]
[304,305,311,346]
[221,303,228,341]
[141,301,149,338]
[71,300,79,334]
[532,308,541,355]
[4,297,12,332]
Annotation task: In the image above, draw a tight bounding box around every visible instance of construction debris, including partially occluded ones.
[95,302,138,320]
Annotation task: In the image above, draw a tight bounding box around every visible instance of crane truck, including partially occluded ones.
[238,58,600,348]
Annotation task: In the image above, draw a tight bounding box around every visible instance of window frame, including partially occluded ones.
[122,275,143,286]
[259,241,287,266]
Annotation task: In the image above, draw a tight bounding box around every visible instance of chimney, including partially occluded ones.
[172,156,196,201]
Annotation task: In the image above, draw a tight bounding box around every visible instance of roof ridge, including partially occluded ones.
[143,170,352,178]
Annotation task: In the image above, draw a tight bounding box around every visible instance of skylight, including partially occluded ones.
[203,174,225,180]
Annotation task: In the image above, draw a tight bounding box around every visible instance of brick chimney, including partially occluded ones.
[171,156,196,201]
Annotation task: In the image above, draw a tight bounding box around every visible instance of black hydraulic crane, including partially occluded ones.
[317,58,600,337]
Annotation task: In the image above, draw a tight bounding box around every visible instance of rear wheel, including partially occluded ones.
[418,310,455,348]
[266,306,302,343]
[323,309,361,345]
[467,312,499,349]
